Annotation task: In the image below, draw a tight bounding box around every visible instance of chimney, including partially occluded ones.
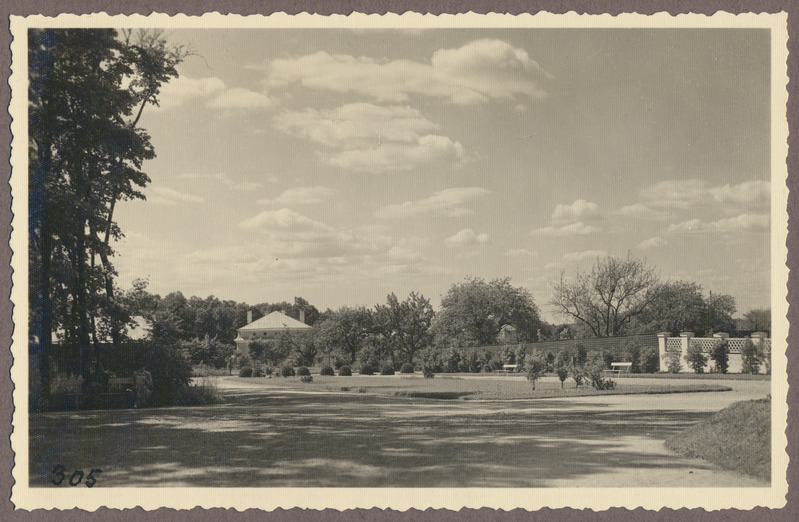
[247,310,253,324]
[299,309,306,324]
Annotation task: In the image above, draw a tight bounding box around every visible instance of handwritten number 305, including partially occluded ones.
[51,465,101,487]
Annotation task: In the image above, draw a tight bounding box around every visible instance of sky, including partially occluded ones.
[112,28,772,322]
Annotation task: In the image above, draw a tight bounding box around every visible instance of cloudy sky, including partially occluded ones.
[113,28,772,321]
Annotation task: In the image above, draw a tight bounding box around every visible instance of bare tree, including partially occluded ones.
[550,254,659,337]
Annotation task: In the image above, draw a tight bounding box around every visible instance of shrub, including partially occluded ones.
[666,350,682,373]
[263,366,274,377]
[320,365,335,376]
[252,367,264,377]
[300,375,313,383]
[338,365,352,376]
[583,352,616,390]
[238,366,253,378]
[575,344,588,366]
[297,366,311,376]
[359,364,375,376]
[638,347,660,373]
[709,340,729,374]
[741,339,762,374]
[569,364,584,387]
[554,349,570,388]
[525,353,546,390]
[399,363,414,374]
[422,365,436,378]
[280,365,296,377]
[380,364,395,376]
[545,351,556,373]
[132,343,193,406]
[684,344,708,374]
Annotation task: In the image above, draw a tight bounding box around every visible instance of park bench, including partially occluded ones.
[603,362,632,378]
[498,364,518,375]
[61,376,135,409]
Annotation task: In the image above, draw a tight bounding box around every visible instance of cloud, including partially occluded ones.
[239,208,332,237]
[376,187,489,219]
[207,87,275,110]
[640,179,770,209]
[258,186,332,206]
[563,250,609,263]
[504,248,538,258]
[444,228,490,247]
[709,213,769,231]
[551,199,600,225]
[530,221,599,237]
[273,103,465,173]
[709,180,770,204]
[146,186,204,205]
[614,203,668,220]
[666,213,769,234]
[263,39,550,105]
[155,76,226,110]
[637,236,667,249]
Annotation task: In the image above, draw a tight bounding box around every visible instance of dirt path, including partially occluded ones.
[29,377,770,487]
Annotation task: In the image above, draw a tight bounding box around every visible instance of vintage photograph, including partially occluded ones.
[10,11,789,511]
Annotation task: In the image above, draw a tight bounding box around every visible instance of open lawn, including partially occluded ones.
[249,373,732,400]
[29,375,770,488]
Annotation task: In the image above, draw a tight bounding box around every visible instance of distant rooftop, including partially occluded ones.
[239,311,311,332]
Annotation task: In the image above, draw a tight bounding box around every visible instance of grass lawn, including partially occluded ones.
[240,374,732,401]
[665,397,771,481]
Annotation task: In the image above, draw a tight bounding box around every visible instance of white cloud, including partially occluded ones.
[563,250,609,263]
[666,218,703,233]
[273,103,465,173]
[640,178,770,209]
[146,186,204,205]
[504,248,538,258]
[637,236,667,249]
[264,39,550,105]
[551,199,600,225]
[709,213,769,231]
[239,208,332,237]
[155,76,226,110]
[444,228,490,247]
[709,180,770,204]
[376,187,489,219]
[529,221,599,237]
[258,186,332,206]
[615,203,668,220]
[207,87,275,110]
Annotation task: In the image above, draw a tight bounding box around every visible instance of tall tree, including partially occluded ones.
[374,292,434,365]
[312,307,374,363]
[433,277,542,347]
[550,254,659,337]
[742,308,771,334]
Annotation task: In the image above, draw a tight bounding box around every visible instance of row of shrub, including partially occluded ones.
[669,338,771,375]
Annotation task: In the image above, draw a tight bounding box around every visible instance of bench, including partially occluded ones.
[603,362,632,377]
[60,376,135,409]
[497,364,518,375]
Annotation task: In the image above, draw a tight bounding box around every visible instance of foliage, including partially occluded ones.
[422,365,436,378]
[710,339,729,374]
[432,277,543,347]
[300,375,313,383]
[297,366,311,377]
[684,343,708,374]
[181,337,235,369]
[313,306,374,364]
[582,351,616,390]
[338,365,352,376]
[554,350,570,388]
[320,365,335,376]
[380,364,396,376]
[358,364,375,376]
[666,350,682,373]
[238,366,253,378]
[399,363,415,374]
[252,367,264,377]
[635,281,735,336]
[742,308,771,335]
[741,339,762,374]
[131,342,192,406]
[263,366,274,377]
[638,347,660,373]
[524,351,547,390]
[280,365,296,377]
[575,344,588,366]
[373,292,434,365]
[550,254,659,337]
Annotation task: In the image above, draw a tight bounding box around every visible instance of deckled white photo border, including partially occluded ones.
[8,10,790,511]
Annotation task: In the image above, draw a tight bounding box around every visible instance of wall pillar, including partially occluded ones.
[657,332,670,372]
[679,332,694,373]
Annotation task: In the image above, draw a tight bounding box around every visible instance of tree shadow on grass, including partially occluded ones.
[29,390,749,488]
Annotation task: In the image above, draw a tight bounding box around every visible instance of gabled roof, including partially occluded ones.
[239,311,311,332]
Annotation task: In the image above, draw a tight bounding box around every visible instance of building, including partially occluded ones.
[235,310,311,357]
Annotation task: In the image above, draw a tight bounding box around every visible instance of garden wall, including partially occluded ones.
[477,333,658,358]
[658,332,770,374]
